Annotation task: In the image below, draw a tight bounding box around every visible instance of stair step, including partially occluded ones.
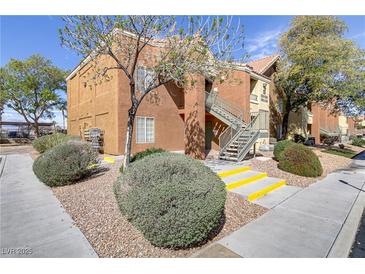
[217,166,252,178]
[223,171,268,190]
[230,177,286,201]
[221,151,238,156]
[219,155,238,161]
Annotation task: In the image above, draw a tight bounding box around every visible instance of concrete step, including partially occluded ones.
[217,166,252,178]
[252,185,302,209]
[230,177,286,201]
[223,170,267,190]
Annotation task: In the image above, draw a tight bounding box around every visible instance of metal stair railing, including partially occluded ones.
[320,127,341,137]
[235,112,261,161]
[205,91,244,128]
[219,112,261,160]
[219,126,240,154]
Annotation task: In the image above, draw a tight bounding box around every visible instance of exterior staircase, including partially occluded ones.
[205,91,261,162]
[205,161,301,207]
[215,165,291,203]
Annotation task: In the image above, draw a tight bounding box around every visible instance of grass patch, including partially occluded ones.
[322,147,357,158]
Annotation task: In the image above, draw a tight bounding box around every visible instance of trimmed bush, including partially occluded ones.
[33,141,98,186]
[278,144,323,177]
[351,137,365,147]
[273,140,296,160]
[323,136,337,146]
[32,133,78,153]
[114,152,227,248]
[130,147,165,162]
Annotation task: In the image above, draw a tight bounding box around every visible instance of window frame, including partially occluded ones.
[135,66,155,94]
[262,83,267,95]
[136,116,155,144]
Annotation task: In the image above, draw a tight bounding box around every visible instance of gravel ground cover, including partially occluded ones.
[252,145,358,188]
[52,161,267,258]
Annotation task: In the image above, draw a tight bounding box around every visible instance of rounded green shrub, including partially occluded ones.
[130,147,165,162]
[278,144,323,177]
[114,152,227,248]
[33,141,98,186]
[32,133,78,153]
[273,140,296,160]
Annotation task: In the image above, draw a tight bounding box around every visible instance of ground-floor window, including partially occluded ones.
[136,116,155,144]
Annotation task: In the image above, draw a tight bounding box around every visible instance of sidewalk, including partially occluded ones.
[0,154,97,258]
[195,153,365,258]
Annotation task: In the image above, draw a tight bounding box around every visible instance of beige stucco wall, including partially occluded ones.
[249,79,270,146]
[339,115,349,135]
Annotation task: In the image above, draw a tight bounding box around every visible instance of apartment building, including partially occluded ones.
[66,35,271,161]
[249,55,364,144]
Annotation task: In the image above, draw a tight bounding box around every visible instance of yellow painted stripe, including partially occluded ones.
[217,166,252,178]
[247,180,286,201]
[103,157,115,164]
[226,173,268,190]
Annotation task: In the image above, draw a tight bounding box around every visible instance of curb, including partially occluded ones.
[0,155,7,178]
[327,174,365,258]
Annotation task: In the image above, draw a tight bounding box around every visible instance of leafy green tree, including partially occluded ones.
[0,55,66,137]
[59,16,245,168]
[275,16,365,139]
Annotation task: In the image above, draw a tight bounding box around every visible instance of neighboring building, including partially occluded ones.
[249,55,364,144]
[66,34,271,161]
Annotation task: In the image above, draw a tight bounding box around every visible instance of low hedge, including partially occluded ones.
[33,141,98,187]
[32,133,78,153]
[130,147,165,162]
[114,152,226,248]
[352,137,365,147]
[273,140,296,160]
[278,143,323,177]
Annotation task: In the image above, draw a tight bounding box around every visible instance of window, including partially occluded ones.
[136,117,155,144]
[135,66,155,93]
[250,93,258,102]
[262,84,267,95]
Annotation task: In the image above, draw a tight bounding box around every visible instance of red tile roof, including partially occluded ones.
[247,54,280,74]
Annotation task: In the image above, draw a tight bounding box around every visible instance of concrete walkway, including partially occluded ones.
[196,154,365,258]
[0,154,97,258]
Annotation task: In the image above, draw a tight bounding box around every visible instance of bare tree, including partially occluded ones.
[60,16,245,168]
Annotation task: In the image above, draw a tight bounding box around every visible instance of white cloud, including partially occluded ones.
[351,31,365,39]
[246,25,287,61]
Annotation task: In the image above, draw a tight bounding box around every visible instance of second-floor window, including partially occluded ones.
[262,84,267,95]
[135,66,155,93]
[250,93,258,102]
[260,84,268,102]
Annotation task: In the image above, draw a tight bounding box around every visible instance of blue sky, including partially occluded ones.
[1,15,364,126]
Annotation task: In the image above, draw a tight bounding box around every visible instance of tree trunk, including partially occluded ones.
[122,107,137,169]
[281,112,289,140]
[34,120,40,137]
[281,99,292,140]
